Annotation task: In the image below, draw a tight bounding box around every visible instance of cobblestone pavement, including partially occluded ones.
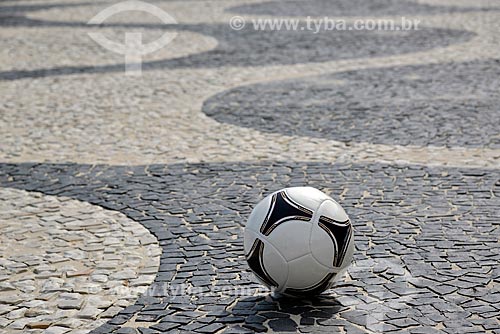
[0,0,499,333]
[1,0,500,166]
[0,188,161,333]
[229,0,499,16]
[204,59,500,148]
[0,162,499,333]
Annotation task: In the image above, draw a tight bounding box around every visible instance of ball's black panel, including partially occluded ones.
[246,238,279,288]
[318,216,352,267]
[260,191,313,235]
[203,60,500,148]
[284,272,337,297]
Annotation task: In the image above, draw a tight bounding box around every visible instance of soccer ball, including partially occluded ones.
[244,187,354,296]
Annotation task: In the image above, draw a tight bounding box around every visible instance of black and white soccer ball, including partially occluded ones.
[244,187,354,296]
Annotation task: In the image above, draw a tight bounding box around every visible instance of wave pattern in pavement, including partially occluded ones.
[203,59,500,148]
[0,162,498,333]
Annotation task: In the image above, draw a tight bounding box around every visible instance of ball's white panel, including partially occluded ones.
[266,220,311,261]
[262,241,288,289]
[246,192,274,232]
[284,187,331,212]
[244,228,259,256]
[317,198,349,222]
[286,254,329,289]
[310,220,336,268]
